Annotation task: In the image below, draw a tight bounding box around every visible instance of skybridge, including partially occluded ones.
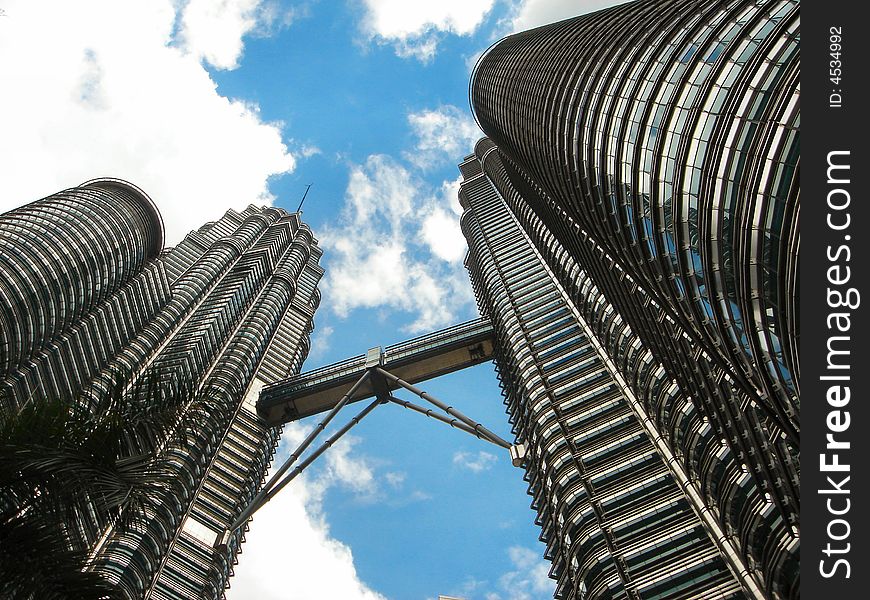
[257,317,497,426]
[217,318,526,550]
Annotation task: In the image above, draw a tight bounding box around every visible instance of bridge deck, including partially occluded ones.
[257,318,496,426]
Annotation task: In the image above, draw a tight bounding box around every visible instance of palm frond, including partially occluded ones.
[0,509,122,600]
[0,368,220,598]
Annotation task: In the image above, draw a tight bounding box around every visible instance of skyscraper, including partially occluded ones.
[0,179,166,409]
[0,179,323,599]
[460,142,759,599]
[471,0,799,421]
[462,0,799,597]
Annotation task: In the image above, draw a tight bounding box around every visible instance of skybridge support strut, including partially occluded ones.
[217,370,372,547]
[375,366,515,451]
[386,395,510,448]
[259,397,382,506]
[217,338,527,550]
[217,394,381,550]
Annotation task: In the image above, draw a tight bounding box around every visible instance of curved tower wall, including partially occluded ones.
[460,148,762,599]
[471,0,799,451]
[468,4,801,591]
[0,183,323,599]
[462,141,798,599]
[0,179,166,411]
[95,209,323,599]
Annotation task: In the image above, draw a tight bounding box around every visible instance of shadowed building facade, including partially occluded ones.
[460,145,760,599]
[465,0,799,597]
[0,180,323,599]
[0,179,167,408]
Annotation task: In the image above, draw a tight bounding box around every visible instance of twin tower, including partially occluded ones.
[0,1,798,599]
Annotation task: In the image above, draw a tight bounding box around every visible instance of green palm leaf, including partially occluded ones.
[0,370,217,597]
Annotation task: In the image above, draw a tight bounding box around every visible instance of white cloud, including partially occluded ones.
[0,0,296,245]
[256,0,313,34]
[422,206,467,263]
[406,106,482,170]
[178,0,262,69]
[318,105,480,331]
[442,546,552,600]
[359,0,496,62]
[322,434,378,500]
[509,0,631,32]
[229,427,387,600]
[384,471,406,488]
[298,143,322,158]
[394,35,441,62]
[362,0,495,37]
[319,154,474,333]
[382,477,433,507]
[479,546,553,600]
[450,577,488,599]
[230,493,386,600]
[421,176,467,263]
[307,324,334,362]
[179,0,308,69]
[503,546,553,596]
[453,450,498,473]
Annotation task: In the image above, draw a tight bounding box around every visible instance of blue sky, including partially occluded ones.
[0,1,623,598]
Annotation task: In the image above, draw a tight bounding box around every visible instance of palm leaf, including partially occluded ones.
[0,368,219,598]
[0,509,122,600]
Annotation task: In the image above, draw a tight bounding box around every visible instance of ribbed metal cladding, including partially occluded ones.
[0,179,165,412]
[459,154,760,600]
[465,143,798,599]
[471,0,799,429]
[93,210,323,600]
[470,0,799,475]
[1,182,323,599]
[469,3,800,596]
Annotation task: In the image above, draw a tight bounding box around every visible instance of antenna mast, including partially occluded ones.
[295,184,311,213]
